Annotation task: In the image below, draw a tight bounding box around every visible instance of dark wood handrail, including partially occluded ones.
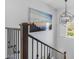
[28,34,64,54]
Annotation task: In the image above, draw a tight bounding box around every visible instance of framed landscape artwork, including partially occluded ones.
[28,8,52,32]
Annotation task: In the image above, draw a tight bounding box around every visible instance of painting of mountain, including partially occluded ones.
[29,8,52,32]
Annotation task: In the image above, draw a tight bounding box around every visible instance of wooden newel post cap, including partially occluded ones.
[64,51,66,59]
[64,51,66,54]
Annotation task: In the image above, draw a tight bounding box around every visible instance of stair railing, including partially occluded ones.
[20,23,66,59]
[5,23,66,59]
[5,27,20,59]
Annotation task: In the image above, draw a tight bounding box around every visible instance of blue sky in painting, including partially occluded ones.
[29,8,52,23]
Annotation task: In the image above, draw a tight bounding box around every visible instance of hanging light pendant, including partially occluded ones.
[60,0,74,24]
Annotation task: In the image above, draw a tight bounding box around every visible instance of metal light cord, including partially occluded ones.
[65,0,67,16]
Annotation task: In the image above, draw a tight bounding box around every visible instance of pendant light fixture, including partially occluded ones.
[60,0,74,25]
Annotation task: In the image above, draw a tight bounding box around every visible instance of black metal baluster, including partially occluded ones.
[18,30,19,59]
[41,43,42,59]
[32,39,34,59]
[47,47,48,59]
[44,45,45,59]
[49,48,50,59]
[37,41,38,59]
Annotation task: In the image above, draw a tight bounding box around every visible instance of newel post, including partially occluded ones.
[64,51,66,59]
[20,23,28,59]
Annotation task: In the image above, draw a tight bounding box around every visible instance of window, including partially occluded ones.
[66,21,74,38]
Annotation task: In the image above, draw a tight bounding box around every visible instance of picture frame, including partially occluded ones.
[28,8,52,32]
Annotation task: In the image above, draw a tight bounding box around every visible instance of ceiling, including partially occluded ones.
[40,0,74,10]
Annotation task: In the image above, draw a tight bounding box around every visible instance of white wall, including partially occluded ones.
[56,8,74,59]
[5,0,57,58]
[5,0,57,45]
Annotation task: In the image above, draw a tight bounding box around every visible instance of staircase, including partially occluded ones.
[5,23,66,59]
